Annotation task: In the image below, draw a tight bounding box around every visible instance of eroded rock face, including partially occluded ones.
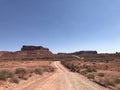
[21,45,49,51]
[0,51,9,56]
[0,45,54,61]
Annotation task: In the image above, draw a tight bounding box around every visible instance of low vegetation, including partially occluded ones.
[114,78,120,84]
[10,77,19,84]
[103,79,115,87]
[61,61,97,75]
[61,54,120,90]
[98,73,104,77]
[33,68,43,75]
[0,66,55,84]
[0,70,13,80]
[87,73,94,79]
[15,68,27,80]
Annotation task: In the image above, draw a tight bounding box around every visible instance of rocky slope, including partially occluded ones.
[0,45,54,61]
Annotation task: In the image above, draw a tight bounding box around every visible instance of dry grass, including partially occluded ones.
[0,60,54,87]
[61,54,120,90]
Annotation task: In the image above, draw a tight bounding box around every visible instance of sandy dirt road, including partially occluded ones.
[10,61,109,90]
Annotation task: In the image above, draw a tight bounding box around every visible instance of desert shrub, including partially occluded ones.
[105,60,109,63]
[22,77,28,80]
[98,73,104,77]
[70,65,79,72]
[83,64,89,68]
[0,70,13,80]
[44,66,55,72]
[87,73,94,79]
[86,67,97,72]
[103,79,115,86]
[63,63,80,72]
[48,67,55,72]
[15,68,27,74]
[114,78,120,84]
[15,68,27,79]
[10,77,19,84]
[34,68,43,75]
[79,69,87,75]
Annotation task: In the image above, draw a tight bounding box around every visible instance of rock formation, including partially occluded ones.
[0,45,54,61]
[70,51,97,55]
[21,45,49,51]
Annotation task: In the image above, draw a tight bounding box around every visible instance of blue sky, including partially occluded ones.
[0,0,120,53]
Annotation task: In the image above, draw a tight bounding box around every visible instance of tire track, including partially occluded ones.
[10,61,109,90]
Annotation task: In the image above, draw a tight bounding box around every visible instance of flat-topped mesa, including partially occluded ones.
[21,45,49,51]
[0,45,54,61]
[71,51,97,55]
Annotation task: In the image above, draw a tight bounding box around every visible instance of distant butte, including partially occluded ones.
[0,45,53,61]
[21,45,49,51]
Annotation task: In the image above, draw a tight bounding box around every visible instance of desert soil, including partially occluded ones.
[6,61,109,90]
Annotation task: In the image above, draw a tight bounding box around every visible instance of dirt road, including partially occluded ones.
[11,61,109,90]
